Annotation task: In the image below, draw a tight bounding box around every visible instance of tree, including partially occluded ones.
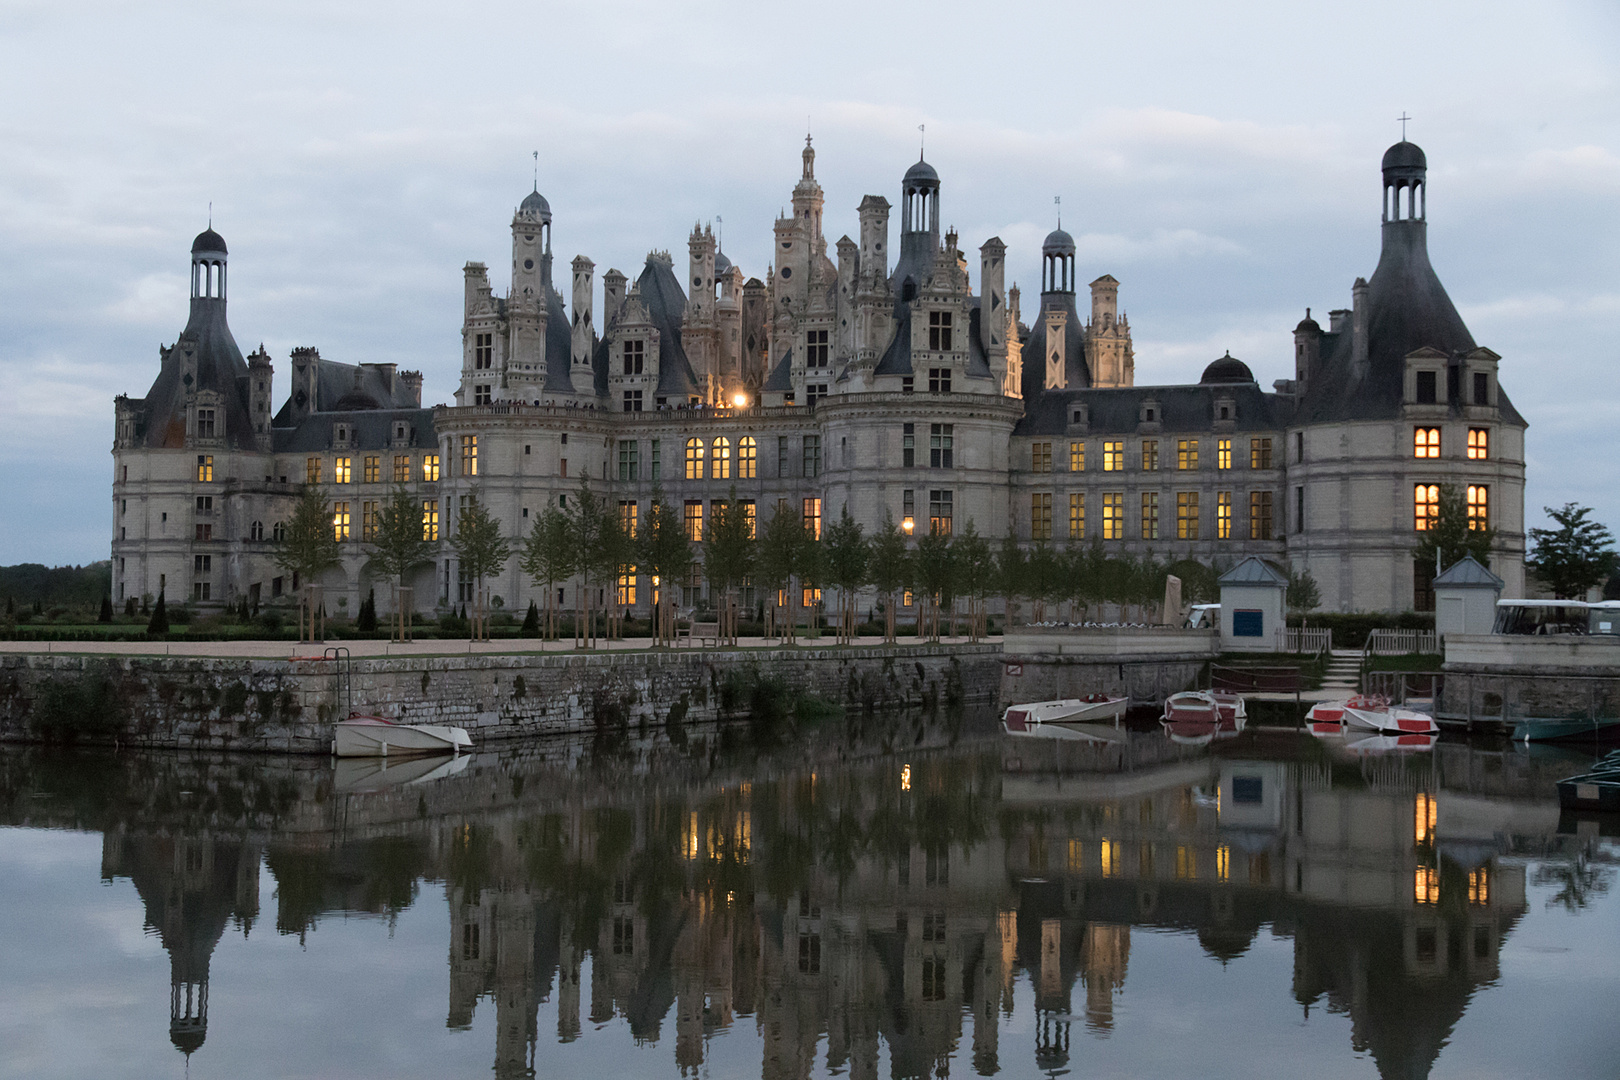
[275,485,343,642]
[868,513,911,644]
[704,488,756,644]
[757,502,806,643]
[369,486,435,639]
[913,529,954,641]
[450,490,512,640]
[638,486,693,646]
[521,599,540,634]
[952,521,994,640]
[98,595,113,623]
[1286,567,1321,620]
[995,535,1026,627]
[519,506,573,640]
[1527,503,1618,599]
[146,590,169,636]
[1413,483,1494,579]
[356,588,378,632]
[564,479,619,647]
[823,507,869,644]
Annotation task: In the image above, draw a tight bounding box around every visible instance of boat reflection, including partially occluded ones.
[0,718,1607,1080]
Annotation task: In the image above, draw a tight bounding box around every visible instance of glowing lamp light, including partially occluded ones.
[901,764,912,792]
[902,517,915,534]
[732,392,749,408]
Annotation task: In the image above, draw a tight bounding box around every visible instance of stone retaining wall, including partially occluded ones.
[0,645,1000,754]
[1000,627,1216,704]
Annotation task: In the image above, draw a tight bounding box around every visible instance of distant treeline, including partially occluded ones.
[0,562,112,609]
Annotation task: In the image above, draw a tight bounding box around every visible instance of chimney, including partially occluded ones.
[1350,280,1369,369]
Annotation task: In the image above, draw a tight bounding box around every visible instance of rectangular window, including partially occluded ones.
[623,389,643,412]
[1103,440,1124,471]
[618,440,639,481]
[1141,491,1160,539]
[474,384,492,406]
[806,328,829,369]
[1069,493,1085,538]
[623,338,644,375]
[1467,428,1489,460]
[333,457,352,484]
[650,438,661,480]
[806,383,829,407]
[460,436,477,477]
[802,497,822,540]
[422,500,439,541]
[777,436,790,478]
[559,458,567,478]
[306,456,321,483]
[192,581,211,601]
[902,489,915,533]
[1414,484,1440,531]
[1250,491,1274,539]
[928,310,953,351]
[1031,493,1052,540]
[1250,438,1272,469]
[194,523,212,541]
[902,423,916,467]
[474,332,493,369]
[1103,492,1124,540]
[1069,441,1085,472]
[196,408,215,439]
[928,367,952,393]
[1142,440,1159,471]
[1177,440,1198,470]
[929,424,953,468]
[393,454,411,482]
[193,554,211,573]
[1032,441,1052,473]
[1414,427,1440,458]
[617,567,637,606]
[928,490,953,536]
[901,376,913,394]
[1217,438,1232,470]
[740,499,756,539]
[619,500,638,539]
[1294,431,1304,462]
[1176,492,1199,539]
[1467,485,1489,530]
[738,437,756,478]
[684,500,703,541]
[1473,371,1489,405]
[1416,370,1438,404]
[1295,486,1305,533]
[803,435,821,478]
[196,455,214,482]
[195,496,213,513]
[1217,491,1232,539]
[363,456,379,483]
[359,500,377,541]
[423,454,440,482]
[333,501,351,542]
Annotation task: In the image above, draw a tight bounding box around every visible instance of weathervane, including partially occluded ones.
[918,123,925,156]
[1398,112,1412,140]
[1054,194,1061,229]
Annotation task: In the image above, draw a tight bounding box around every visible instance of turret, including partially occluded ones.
[1041,227,1075,298]
[1293,308,1322,395]
[895,158,939,300]
[857,195,891,284]
[247,346,274,450]
[602,269,627,331]
[979,236,1006,355]
[571,254,595,368]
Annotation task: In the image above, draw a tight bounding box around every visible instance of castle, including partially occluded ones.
[111,137,1525,616]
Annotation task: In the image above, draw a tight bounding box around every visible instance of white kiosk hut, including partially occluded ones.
[1434,556,1504,638]
[1218,557,1288,653]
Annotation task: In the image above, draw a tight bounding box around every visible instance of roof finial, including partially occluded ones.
[1398,112,1412,141]
[1054,194,1061,230]
[207,201,212,229]
[715,214,723,251]
[918,123,925,158]
[532,150,538,191]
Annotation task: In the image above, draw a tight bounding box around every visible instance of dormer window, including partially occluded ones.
[623,339,644,375]
[928,311,953,351]
[197,408,216,439]
[1415,370,1438,404]
[334,423,352,445]
[1473,372,1489,405]
[394,422,408,442]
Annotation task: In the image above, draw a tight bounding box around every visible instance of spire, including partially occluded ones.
[802,133,815,180]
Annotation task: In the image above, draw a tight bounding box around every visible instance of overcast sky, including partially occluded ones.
[1,0,1616,566]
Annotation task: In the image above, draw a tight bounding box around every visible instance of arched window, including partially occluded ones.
[272,521,286,542]
[712,437,731,480]
[684,438,704,480]
[738,436,757,479]
[249,520,264,541]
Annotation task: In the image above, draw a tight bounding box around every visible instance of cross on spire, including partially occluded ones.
[1398,112,1412,141]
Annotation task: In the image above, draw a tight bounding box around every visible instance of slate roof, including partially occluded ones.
[1013,378,1290,437]
[134,294,255,451]
[1433,555,1504,588]
[272,408,437,453]
[1218,556,1288,586]
[764,348,795,391]
[1018,292,1092,399]
[271,357,421,428]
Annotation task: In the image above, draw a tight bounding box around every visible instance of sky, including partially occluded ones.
[1,0,1616,565]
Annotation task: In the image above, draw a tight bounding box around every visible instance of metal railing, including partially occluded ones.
[1277,626,1332,658]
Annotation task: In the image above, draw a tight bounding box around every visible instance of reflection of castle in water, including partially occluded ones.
[73,732,1571,1078]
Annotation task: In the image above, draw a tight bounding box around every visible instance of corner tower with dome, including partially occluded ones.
[113,137,1523,619]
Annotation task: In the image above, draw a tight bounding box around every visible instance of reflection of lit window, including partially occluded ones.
[1468,866,1490,906]
[1100,839,1119,878]
[1415,793,1437,845]
[900,764,912,792]
[1216,845,1231,881]
[921,957,946,1000]
[1175,846,1196,879]
[1415,865,1439,904]
[1067,839,1084,873]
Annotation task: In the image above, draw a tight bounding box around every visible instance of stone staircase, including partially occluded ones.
[1320,649,1361,696]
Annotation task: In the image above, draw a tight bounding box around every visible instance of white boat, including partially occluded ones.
[1001,718,1129,744]
[334,753,472,792]
[1337,694,1439,736]
[333,713,473,757]
[1002,696,1129,730]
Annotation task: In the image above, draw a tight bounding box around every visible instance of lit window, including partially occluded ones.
[1177,492,1199,539]
[1250,438,1272,469]
[1178,440,1199,470]
[1468,428,1489,460]
[1250,491,1274,539]
[362,500,379,541]
[927,310,953,351]
[802,497,822,540]
[1467,485,1489,530]
[1414,484,1439,531]
[902,489,915,533]
[1069,441,1085,471]
[1031,493,1052,540]
[334,457,352,484]
[393,455,411,482]
[460,436,477,477]
[422,501,439,541]
[684,500,703,541]
[196,455,214,482]
[1141,492,1160,539]
[1142,439,1159,471]
[928,490,953,536]
[1031,441,1052,473]
[1217,438,1232,470]
[422,454,440,482]
[712,437,731,479]
[618,440,639,481]
[619,500,638,539]
[1069,493,1085,538]
[740,500,756,538]
[738,436,757,478]
[617,566,637,606]
[1414,427,1440,458]
[902,423,915,467]
[1103,440,1124,471]
[802,585,821,608]
[306,457,321,484]
[333,502,351,541]
[1102,492,1123,540]
[928,367,951,393]
[1217,492,1233,539]
[685,438,704,480]
[929,424,953,468]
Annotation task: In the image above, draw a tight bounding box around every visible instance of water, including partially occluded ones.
[2,713,1617,1080]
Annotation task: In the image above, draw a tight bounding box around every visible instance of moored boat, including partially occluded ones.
[334,713,473,757]
[1002,695,1129,731]
[1161,692,1220,745]
[1342,728,1438,754]
[1332,694,1439,736]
